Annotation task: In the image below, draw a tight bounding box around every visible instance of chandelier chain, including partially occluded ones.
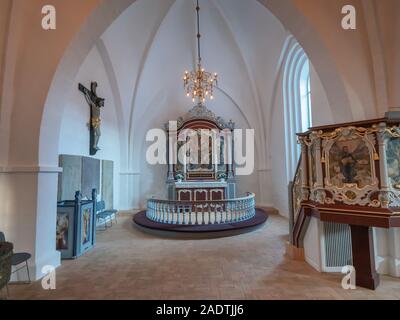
[196,0,201,64]
[183,0,218,104]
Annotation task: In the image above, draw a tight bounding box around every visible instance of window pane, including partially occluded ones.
[299,60,312,132]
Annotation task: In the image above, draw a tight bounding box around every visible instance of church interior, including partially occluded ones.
[1,0,400,300]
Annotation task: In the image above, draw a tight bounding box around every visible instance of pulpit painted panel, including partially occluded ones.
[326,136,373,188]
[57,194,96,260]
[56,206,75,259]
[301,125,381,207]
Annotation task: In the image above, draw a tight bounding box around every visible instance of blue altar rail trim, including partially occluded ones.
[147,193,255,225]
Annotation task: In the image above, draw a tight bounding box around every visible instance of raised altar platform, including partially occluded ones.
[133,208,268,238]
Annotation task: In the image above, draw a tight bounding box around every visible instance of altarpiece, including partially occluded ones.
[165,104,236,202]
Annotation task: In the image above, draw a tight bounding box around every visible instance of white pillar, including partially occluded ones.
[119,171,141,210]
[167,125,177,182]
[0,167,61,280]
[374,228,400,277]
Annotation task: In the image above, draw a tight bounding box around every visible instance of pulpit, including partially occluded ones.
[291,117,400,289]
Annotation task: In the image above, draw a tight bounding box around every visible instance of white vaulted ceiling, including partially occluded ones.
[98,0,288,170]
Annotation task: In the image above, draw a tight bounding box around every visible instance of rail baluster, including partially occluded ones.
[145,194,256,226]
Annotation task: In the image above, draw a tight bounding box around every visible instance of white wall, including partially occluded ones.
[0,171,61,280]
[303,217,323,272]
[375,228,400,277]
[310,63,334,127]
[58,47,121,208]
[270,69,290,216]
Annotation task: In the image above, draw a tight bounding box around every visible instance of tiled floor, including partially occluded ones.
[7,212,400,300]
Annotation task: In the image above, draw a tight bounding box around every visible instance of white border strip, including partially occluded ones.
[0,166,63,173]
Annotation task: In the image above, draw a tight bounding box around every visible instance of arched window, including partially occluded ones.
[282,38,312,180]
[299,60,312,132]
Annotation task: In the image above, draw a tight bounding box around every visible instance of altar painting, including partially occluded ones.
[187,132,213,172]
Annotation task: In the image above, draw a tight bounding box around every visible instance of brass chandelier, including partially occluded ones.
[183,0,218,104]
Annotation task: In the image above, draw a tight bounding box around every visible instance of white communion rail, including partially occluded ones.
[146,193,256,225]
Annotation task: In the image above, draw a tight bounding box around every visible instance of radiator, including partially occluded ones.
[323,222,353,269]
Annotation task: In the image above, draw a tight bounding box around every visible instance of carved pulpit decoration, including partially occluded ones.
[79,82,105,155]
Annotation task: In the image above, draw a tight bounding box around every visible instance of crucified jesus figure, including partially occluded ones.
[79,82,105,155]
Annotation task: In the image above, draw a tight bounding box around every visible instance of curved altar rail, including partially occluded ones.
[147,193,256,225]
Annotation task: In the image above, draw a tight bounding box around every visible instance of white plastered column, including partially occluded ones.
[0,167,62,280]
[374,228,400,277]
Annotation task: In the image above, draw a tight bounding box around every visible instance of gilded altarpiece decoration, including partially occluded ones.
[165,104,236,201]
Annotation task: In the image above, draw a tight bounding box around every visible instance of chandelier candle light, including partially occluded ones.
[183,0,218,104]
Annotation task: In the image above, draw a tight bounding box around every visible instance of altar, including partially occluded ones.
[175,180,227,201]
[165,103,237,201]
[133,103,268,235]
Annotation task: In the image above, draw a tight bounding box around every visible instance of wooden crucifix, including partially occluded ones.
[79,82,105,155]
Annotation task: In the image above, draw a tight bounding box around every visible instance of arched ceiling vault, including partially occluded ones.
[2,0,380,169]
[95,39,127,167]
[258,0,354,121]
[99,0,290,170]
[210,0,267,166]
[361,0,389,116]
[126,0,177,167]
